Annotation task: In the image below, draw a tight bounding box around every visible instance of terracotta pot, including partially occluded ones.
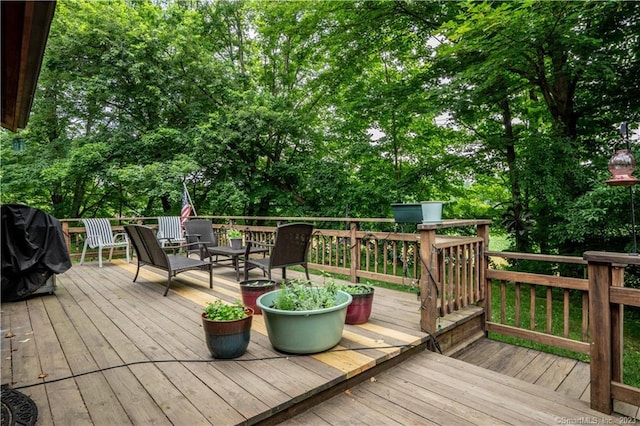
[239,280,277,314]
[345,288,374,325]
[201,308,253,359]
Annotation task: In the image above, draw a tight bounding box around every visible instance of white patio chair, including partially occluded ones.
[80,218,130,267]
[156,216,186,248]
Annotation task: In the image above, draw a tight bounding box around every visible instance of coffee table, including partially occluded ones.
[207,245,268,281]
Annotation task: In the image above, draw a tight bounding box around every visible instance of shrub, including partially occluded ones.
[203,300,248,321]
[272,279,338,311]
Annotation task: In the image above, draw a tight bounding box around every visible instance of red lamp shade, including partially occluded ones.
[606,149,639,186]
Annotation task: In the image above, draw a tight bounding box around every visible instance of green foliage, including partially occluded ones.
[202,300,248,321]
[272,279,339,311]
[242,280,275,287]
[227,228,242,238]
[2,0,639,266]
[624,307,640,387]
[488,233,511,252]
[336,284,373,295]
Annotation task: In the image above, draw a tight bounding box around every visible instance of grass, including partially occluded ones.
[623,309,640,387]
[488,233,511,251]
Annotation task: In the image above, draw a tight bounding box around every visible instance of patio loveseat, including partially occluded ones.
[124,224,213,296]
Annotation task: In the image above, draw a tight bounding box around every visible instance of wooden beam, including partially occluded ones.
[1,1,56,132]
[486,269,588,291]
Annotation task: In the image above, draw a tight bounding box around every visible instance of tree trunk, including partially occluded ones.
[500,99,529,252]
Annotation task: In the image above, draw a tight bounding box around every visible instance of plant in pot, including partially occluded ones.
[256,279,352,354]
[227,228,243,250]
[337,283,375,325]
[238,279,278,314]
[201,299,253,359]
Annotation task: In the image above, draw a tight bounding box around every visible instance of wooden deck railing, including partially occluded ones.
[483,251,590,355]
[484,249,640,414]
[417,220,489,335]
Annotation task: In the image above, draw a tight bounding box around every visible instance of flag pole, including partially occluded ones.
[183,182,197,216]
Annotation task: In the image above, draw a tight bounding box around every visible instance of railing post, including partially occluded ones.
[418,224,438,334]
[349,221,360,283]
[476,223,490,247]
[586,257,613,414]
[61,221,71,254]
[476,223,489,308]
[611,265,624,385]
[584,251,640,414]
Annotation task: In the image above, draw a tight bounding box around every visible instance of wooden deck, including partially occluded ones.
[1,259,633,425]
[286,339,639,424]
[455,339,640,420]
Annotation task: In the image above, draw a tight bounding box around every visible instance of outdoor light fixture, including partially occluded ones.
[606,148,638,186]
[605,122,638,254]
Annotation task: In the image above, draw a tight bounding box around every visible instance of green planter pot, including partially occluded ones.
[421,201,444,224]
[392,202,445,224]
[256,289,352,354]
[391,203,422,223]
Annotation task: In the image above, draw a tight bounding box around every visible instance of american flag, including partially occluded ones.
[180,187,192,224]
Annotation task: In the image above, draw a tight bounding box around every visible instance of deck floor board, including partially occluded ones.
[2,259,634,425]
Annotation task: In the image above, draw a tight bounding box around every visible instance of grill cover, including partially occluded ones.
[1,204,72,301]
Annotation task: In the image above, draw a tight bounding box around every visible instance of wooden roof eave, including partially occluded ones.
[1,1,56,133]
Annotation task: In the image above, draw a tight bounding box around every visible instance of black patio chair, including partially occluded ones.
[243,222,314,281]
[124,224,213,296]
[183,219,219,261]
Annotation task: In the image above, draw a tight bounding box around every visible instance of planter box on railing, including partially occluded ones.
[392,202,443,224]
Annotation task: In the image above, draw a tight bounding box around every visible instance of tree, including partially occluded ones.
[428,0,640,253]
[2,0,638,263]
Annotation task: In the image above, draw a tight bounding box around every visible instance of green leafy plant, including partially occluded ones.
[337,283,373,295]
[227,228,242,239]
[202,300,248,321]
[242,280,275,287]
[272,279,338,311]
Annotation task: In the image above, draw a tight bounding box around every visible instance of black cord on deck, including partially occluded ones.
[10,343,423,391]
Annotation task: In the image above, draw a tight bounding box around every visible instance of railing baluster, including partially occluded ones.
[458,245,464,308]
[373,239,379,274]
[329,235,335,267]
[392,239,396,277]
[546,287,553,334]
[466,245,471,306]
[581,292,588,342]
[446,246,454,312]
[530,284,536,331]
[382,240,388,276]
[500,280,506,324]
[515,282,521,328]
[563,289,570,339]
